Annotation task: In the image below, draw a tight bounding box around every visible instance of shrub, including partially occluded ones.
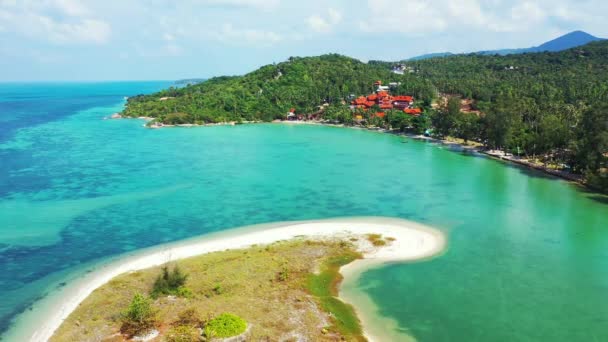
[121,293,156,336]
[212,284,224,295]
[151,265,189,298]
[203,313,247,338]
[276,268,289,282]
[165,325,201,342]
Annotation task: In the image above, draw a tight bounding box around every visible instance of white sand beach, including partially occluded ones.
[13,217,445,342]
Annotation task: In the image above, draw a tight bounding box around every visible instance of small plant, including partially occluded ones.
[276,268,289,282]
[203,313,247,338]
[120,293,156,336]
[151,265,189,298]
[212,284,224,295]
[165,325,201,342]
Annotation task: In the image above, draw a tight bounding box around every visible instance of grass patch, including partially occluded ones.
[306,250,366,341]
[203,313,247,338]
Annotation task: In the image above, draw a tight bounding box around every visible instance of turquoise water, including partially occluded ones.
[1,83,607,341]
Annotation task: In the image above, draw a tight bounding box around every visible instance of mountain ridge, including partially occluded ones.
[407,30,604,61]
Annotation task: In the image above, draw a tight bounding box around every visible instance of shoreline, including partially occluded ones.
[12,217,446,342]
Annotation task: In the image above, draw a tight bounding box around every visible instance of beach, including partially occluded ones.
[13,217,445,342]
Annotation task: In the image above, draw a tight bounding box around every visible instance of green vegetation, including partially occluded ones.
[120,293,156,336]
[52,239,369,341]
[306,250,364,341]
[203,313,247,338]
[151,265,190,298]
[122,54,436,124]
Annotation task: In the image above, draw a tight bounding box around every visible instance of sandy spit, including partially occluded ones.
[14,217,445,342]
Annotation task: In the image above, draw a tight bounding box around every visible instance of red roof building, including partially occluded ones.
[393,95,413,102]
[375,112,385,118]
[404,108,422,115]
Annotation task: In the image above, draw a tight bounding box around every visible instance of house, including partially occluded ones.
[393,95,414,110]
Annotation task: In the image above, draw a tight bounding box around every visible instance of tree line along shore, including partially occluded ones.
[120,42,608,193]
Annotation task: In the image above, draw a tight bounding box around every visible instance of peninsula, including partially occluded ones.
[24,218,445,342]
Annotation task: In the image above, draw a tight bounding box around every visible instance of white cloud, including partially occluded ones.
[359,0,446,35]
[307,15,330,33]
[199,0,280,10]
[307,8,342,33]
[53,0,90,16]
[0,0,111,44]
[356,0,578,36]
[163,43,183,56]
[327,8,342,25]
[214,23,282,45]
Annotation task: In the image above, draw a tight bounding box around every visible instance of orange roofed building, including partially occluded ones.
[350,81,418,114]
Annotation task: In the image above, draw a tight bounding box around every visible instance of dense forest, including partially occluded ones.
[122,42,608,192]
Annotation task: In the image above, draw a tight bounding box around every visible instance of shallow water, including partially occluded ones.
[1,82,607,341]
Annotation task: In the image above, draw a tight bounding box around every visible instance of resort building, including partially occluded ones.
[350,81,422,116]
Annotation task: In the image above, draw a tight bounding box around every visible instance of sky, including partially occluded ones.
[0,0,607,81]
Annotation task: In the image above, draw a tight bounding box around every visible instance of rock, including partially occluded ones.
[132,329,159,341]
[110,113,122,119]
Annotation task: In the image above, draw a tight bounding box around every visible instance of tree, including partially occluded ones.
[484,92,520,150]
[387,111,412,131]
[121,293,156,336]
[573,103,608,172]
[151,265,189,298]
[455,112,480,144]
[431,97,460,137]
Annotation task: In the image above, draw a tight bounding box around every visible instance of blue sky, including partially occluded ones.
[0,0,606,81]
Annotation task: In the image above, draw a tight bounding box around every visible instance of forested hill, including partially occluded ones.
[402,40,608,103]
[122,54,436,123]
[125,42,608,124]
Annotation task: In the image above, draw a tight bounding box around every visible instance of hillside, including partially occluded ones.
[122,54,436,124]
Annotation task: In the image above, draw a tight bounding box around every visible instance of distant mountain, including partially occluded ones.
[528,30,604,52]
[407,52,454,61]
[174,78,207,86]
[407,31,605,60]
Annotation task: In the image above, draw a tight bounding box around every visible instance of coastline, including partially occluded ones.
[13,217,446,342]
